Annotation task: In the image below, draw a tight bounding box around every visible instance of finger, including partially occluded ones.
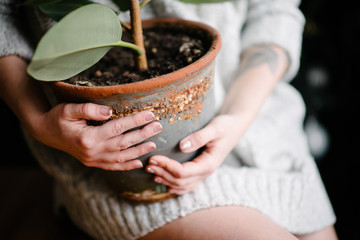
[181,151,217,177]
[102,121,162,152]
[149,166,201,188]
[62,103,112,121]
[147,155,186,178]
[94,111,155,140]
[84,159,143,171]
[153,175,201,195]
[149,153,214,179]
[168,182,201,195]
[103,141,156,163]
[179,121,219,153]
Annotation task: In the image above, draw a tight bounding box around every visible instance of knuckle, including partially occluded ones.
[59,103,71,118]
[192,132,205,146]
[206,163,217,175]
[112,120,126,135]
[139,126,153,140]
[114,155,125,163]
[116,148,137,163]
[172,167,184,178]
[172,179,185,187]
[131,143,152,158]
[132,112,146,126]
[80,103,93,117]
[138,144,149,155]
[117,138,129,151]
[78,133,95,150]
[213,120,224,136]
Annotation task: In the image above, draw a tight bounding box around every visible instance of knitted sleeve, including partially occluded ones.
[0,0,34,60]
[241,0,305,82]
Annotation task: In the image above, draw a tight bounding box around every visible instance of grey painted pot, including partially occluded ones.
[49,18,221,203]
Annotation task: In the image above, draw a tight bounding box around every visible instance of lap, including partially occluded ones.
[138,206,298,240]
[296,226,338,240]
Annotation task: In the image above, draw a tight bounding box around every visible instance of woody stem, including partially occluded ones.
[130,0,148,71]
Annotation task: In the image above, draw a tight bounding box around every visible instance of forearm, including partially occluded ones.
[220,45,288,133]
[0,55,51,136]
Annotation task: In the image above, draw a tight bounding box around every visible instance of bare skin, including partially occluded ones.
[139,206,298,240]
[0,55,162,171]
[139,206,337,240]
[144,45,338,239]
[146,45,289,195]
[0,45,338,239]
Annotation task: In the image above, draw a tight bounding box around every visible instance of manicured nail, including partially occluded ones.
[147,144,156,152]
[100,107,112,116]
[149,159,158,165]
[154,177,162,183]
[153,123,163,133]
[135,161,143,168]
[180,140,191,151]
[145,112,155,122]
[146,167,155,173]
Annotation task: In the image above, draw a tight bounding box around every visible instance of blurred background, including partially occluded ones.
[292,1,359,239]
[1,0,359,239]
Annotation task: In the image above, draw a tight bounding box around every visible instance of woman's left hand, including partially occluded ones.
[145,114,247,195]
[145,45,289,195]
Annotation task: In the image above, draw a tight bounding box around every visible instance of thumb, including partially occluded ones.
[179,123,217,153]
[63,103,112,121]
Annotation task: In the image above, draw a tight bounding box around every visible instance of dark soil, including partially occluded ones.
[66,26,210,86]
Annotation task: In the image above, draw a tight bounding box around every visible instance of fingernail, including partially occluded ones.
[100,107,112,116]
[135,161,143,168]
[147,144,156,152]
[149,159,158,165]
[146,167,154,173]
[145,112,155,122]
[153,123,163,133]
[154,177,162,183]
[180,140,191,151]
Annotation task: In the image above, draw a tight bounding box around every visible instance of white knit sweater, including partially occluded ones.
[1,0,336,239]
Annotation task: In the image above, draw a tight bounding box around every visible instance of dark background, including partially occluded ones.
[0,0,359,239]
[292,1,359,239]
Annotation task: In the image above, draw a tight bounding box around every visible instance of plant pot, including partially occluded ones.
[48,18,221,203]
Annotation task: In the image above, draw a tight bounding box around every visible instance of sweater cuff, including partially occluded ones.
[0,0,34,60]
[241,0,305,82]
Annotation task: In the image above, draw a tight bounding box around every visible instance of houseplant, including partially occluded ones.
[25,0,224,203]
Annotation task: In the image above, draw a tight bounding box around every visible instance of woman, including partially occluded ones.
[0,0,337,239]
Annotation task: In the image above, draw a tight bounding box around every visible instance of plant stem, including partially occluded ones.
[120,21,131,31]
[130,0,148,71]
[140,0,152,8]
[116,41,142,55]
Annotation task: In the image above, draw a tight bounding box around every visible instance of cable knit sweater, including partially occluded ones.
[1,0,336,239]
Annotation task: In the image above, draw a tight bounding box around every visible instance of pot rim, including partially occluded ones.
[49,18,222,99]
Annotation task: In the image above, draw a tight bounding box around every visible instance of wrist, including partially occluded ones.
[0,56,51,137]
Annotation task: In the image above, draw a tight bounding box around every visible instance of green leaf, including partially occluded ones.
[27,4,141,81]
[178,0,234,3]
[38,0,93,21]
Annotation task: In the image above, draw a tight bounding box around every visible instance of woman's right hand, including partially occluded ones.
[0,56,161,171]
[32,103,162,171]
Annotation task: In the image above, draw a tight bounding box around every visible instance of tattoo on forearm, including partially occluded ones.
[238,46,279,75]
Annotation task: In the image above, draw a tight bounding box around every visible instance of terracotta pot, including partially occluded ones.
[49,18,221,203]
